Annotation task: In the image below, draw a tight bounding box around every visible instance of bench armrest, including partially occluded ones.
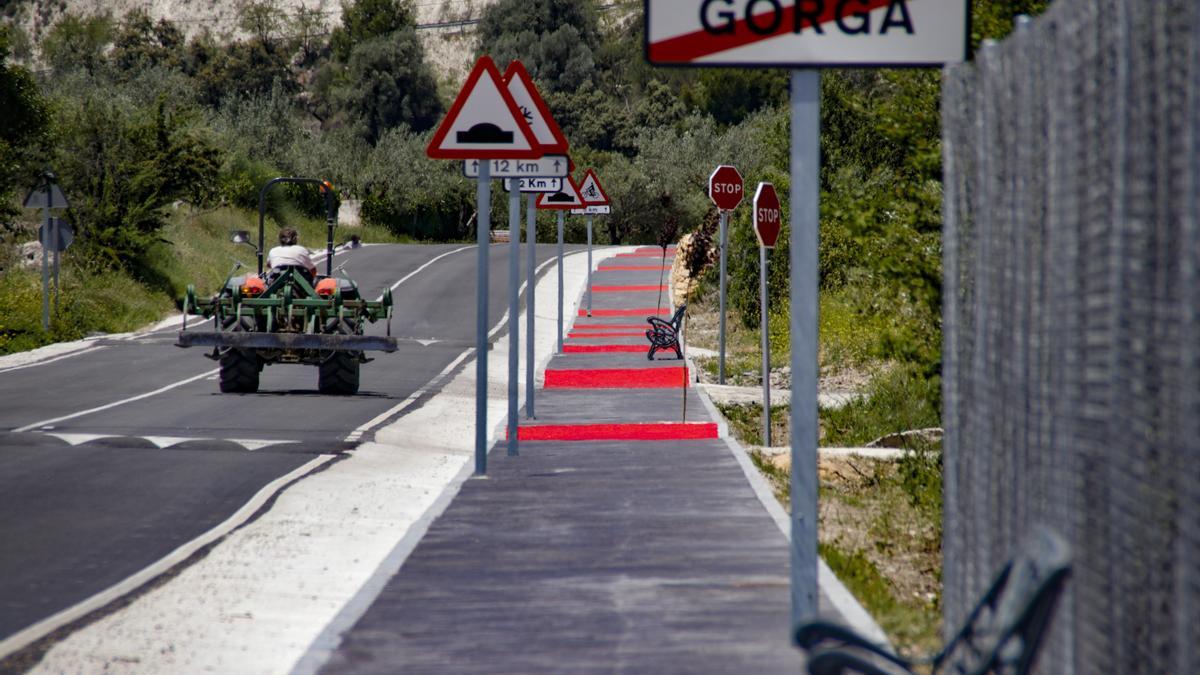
[647,317,675,333]
[796,622,913,671]
[807,648,914,675]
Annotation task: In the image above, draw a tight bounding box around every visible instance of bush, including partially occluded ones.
[53,96,222,275]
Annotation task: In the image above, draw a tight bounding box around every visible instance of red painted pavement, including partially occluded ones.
[545,367,689,389]
[569,323,647,330]
[591,285,668,292]
[568,332,646,338]
[597,265,672,271]
[563,344,646,353]
[579,308,669,317]
[511,422,719,441]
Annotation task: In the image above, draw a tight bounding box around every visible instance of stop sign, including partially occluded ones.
[753,182,781,248]
[708,165,744,211]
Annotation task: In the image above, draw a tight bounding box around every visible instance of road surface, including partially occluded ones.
[0,242,571,656]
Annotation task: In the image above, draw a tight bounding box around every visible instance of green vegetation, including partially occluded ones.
[820,366,941,447]
[0,0,1053,652]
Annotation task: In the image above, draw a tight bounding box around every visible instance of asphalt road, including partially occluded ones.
[0,242,570,648]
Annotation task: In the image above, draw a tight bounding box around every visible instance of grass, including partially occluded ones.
[684,272,945,653]
[819,447,944,655]
[716,401,790,447]
[820,365,941,447]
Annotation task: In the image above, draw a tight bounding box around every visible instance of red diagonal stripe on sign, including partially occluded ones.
[649,0,893,63]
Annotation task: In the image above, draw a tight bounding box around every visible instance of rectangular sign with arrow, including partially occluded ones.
[570,205,611,215]
[504,177,564,193]
[463,155,570,178]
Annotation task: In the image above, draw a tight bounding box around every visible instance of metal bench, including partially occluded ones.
[795,525,1071,675]
[645,304,686,360]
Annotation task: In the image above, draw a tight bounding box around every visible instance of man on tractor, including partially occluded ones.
[266,227,317,280]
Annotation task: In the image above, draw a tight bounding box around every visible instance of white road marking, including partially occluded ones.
[8,245,473,433]
[345,253,567,444]
[12,369,219,433]
[378,245,473,297]
[29,246,628,674]
[0,346,106,375]
[0,454,336,660]
[343,349,475,443]
[41,433,299,451]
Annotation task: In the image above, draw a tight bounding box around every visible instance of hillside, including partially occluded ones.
[6,0,498,85]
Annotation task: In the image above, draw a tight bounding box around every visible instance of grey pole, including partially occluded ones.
[475,162,491,475]
[507,187,521,456]
[52,223,60,313]
[719,211,729,384]
[789,70,820,623]
[586,215,593,316]
[556,210,565,353]
[40,182,49,331]
[760,246,770,447]
[526,192,536,419]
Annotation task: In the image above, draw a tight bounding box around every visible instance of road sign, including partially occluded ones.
[504,177,563,193]
[577,169,610,206]
[23,182,69,210]
[503,60,570,155]
[709,165,744,211]
[570,205,611,215]
[645,0,968,66]
[536,176,585,210]
[39,218,73,251]
[426,55,541,160]
[463,155,569,178]
[753,182,781,248]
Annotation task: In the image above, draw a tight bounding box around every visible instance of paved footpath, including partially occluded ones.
[315,247,843,673]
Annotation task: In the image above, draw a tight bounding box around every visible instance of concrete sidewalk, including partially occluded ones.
[310,247,849,673]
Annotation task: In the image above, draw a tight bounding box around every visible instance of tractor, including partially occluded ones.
[177,177,397,394]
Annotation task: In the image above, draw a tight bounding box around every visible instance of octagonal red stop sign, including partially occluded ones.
[753,182,781,249]
[708,165,744,211]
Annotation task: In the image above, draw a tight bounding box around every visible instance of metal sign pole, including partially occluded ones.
[557,211,565,353]
[790,69,820,623]
[475,163,491,475]
[586,215,593,316]
[526,193,536,419]
[719,211,729,384]
[53,233,60,313]
[760,245,770,447]
[41,185,50,331]
[508,187,521,456]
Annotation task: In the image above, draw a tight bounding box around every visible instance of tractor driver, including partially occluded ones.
[267,227,317,279]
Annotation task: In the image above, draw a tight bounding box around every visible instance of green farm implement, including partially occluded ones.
[177,177,396,394]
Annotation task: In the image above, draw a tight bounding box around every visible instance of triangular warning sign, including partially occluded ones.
[503,60,569,155]
[536,175,585,210]
[577,169,610,206]
[427,55,541,160]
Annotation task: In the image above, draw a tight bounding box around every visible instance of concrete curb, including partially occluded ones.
[688,359,893,650]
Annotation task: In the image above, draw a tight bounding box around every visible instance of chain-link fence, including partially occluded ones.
[941,2,1200,672]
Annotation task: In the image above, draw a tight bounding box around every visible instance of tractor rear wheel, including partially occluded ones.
[219,350,260,393]
[219,316,260,393]
[318,353,359,395]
